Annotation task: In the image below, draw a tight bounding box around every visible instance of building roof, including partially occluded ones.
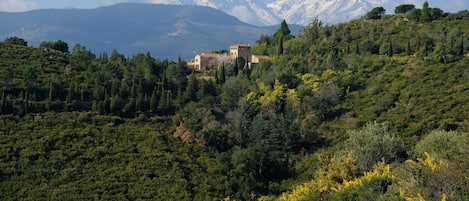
[230,43,250,48]
[252,55,272,60]
[198,52,221,58]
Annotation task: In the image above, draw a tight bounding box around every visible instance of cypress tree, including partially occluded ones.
[355,40,360,54]
[233,57,239,76]
[184,74,198,103]
[421,1,430,22]
[176,87,184,108]
[110,95,120,114]
[389,40,393,57]
[136,93,143,112]
[215,69,220,84]
[1,88,4,114]
[24,90,28,114]
[221,63,226,83]
[406,39,412,56]
[130,81,136,99]
[66,84,73,103]
[97,101,104,115]
[103,93,110,114]
[459,34,465,56]
[80,87,85,101]
[48,81,53,101]
[278,36,284,56]
[150,88,158,113]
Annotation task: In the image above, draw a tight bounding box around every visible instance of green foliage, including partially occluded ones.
[333,176,392,201]
[408,1,444,23]
[394,4,415,14]
[345,122,407,172]
[273,19,294,42]
[1,6,469,200]
[0,113,231,200]
[3,36,27,46]
[414,130,469,160]
[366,7,386,20]
[39,40,69,52]
[71,44,95,71]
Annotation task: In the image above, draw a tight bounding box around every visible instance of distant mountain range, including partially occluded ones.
[148,0,408,26]
[0,3,300,60]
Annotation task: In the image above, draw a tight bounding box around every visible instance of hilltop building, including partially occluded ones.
[188,43,271,71]
[188,53,220,71]
[230,43,252,63]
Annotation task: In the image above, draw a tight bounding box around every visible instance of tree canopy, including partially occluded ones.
[273,19,294,41]
[3,36,28,46]
[366,7,386,19]
[394,4,416,14]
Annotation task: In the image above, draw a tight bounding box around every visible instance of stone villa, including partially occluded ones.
[188,43,271,71]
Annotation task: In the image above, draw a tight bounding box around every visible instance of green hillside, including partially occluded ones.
[1,3,468,200]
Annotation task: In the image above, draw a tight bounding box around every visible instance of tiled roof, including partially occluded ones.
[199,53,221,58]
[230,43,250,48]
[252,55,272,60]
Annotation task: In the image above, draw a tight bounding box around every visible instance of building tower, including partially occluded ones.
[230,43,251,64]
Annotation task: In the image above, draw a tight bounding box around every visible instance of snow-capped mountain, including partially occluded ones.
[148,0,401,26]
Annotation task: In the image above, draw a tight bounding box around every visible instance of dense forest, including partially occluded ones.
[1,2,469,200]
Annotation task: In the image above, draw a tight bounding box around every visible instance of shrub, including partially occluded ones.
[414,130,469,160]
[345,122,407,172]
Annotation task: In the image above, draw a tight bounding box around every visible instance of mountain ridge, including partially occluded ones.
[1,3,299,60]
[149,0,396,26]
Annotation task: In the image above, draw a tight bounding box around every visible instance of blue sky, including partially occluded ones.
[1,0,468,13]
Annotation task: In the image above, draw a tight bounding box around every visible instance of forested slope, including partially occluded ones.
[1,3,468,200]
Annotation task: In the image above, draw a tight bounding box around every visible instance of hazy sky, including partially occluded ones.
[1,0,468,13]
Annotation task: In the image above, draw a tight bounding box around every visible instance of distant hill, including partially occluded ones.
[0,3,300,60]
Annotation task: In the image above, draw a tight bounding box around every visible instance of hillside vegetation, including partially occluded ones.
[1,3,468,200]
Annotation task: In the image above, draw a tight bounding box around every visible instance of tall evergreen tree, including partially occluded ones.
[278,36,284,56]
[407,39,412,56]
[274,19,293,41]
[355,40,360,54]
[388,40,393,57]
[221,63,226,83]
[215,69,220,84]
[150,88,159,113]
[184,74,198,103]
[233,57,239,76]
[421,1,431,22]
[459,34,465,56]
